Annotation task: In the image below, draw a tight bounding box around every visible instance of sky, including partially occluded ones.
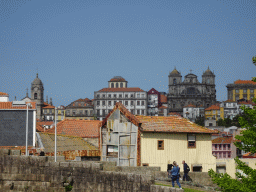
[1,0,255,107]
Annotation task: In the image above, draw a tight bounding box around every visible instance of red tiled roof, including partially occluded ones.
[109,77,126,82]
[234,80,256,85]
[168,112,182,117]
[0,102,36,109]
[42,102,55,109]
[160,94,167,103]
[98,87,145,92]
[136,116,217,134]
[101,102,141,127]
[36,124,45,132]
[243,152,256,158]
[46,119,101,138]
[224,99,236,103]
[0,92,8,96]
[205,105,220,111]
[148,88,159,95]
[184,104,196,108]
[238,100,254,105]
[212,137,233,144]
[159,106,168,109]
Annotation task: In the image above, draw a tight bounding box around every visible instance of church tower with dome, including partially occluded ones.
[31,73,44,120]
[168,67,216,116]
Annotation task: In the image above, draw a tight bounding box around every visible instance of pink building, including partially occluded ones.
[212,136,236,159]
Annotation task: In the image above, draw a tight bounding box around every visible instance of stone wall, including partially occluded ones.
[0,149,183,192]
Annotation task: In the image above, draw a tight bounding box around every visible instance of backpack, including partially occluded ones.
[186,164,190,172]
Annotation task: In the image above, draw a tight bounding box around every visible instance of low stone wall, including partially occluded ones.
[0,149,184,191]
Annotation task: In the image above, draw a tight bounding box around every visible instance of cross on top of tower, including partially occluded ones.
[190,69,192,73]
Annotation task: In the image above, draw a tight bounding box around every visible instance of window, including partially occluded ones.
[137,101,140,106]
[102,110,106,116]
[131,101,134,106]
[80,110,82,115]
[223,144,226,150]
[119,94,122,98]
[219,144,221,150]
[213,110,215,114]
[125,101,128,106]
[131,110,134,114]
[215,144,217,150]
[102,101,105,106]
[227,144,230,150]
[141,101,145,106]
[228,152,231,158]
[137,94,140,98]
[116,83,118,88]
[137,110,140,115]
[111,83,114,88]
[120,83,123,88]
[102,94,105,98]
[125,94,128,98]
[193,166,202,172]
[90,110,93,115]
[235,96,239,101]
[173,104,175,108]
[107,145,118,157]
[66,110,70,115]
[73,110,76,115]
[108,101,111,106]
[142,163,149,166]
[97,94,100,99]
[85,110,88,116]
[142,94,145,98]
[243,89,247,93]
[114,101,117,105]
[97,110,100,116]
[108,94,111,98]
[34,93,37,99]
[188,134,196,148]
[131,94,133,98]
[235,89,239,93]
[207,79,210,84]
[114,94,117,98]
[173,78,177,85]
[97,101,100,106]
[223,152,226,158]
[157,140,164,150]
[142,110,145,115]
[250,89,254,93]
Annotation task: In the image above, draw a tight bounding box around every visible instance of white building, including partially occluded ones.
[183,104,200,122]
[0,92,9,102]
[94,76,147,120]
[220,99,239,120]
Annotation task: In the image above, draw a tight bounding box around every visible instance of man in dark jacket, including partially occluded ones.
[182,160,189,181]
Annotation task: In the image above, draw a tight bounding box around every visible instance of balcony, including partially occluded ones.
[65,114,94,117]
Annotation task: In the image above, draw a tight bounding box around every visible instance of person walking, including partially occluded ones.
[170,161,182,189]
[167,160,173,180]
[182,160,190,181]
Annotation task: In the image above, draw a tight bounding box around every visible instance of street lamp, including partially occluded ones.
[26,102,32,156]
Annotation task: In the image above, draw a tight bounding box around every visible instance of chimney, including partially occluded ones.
[46,95,48,104]
[50,97,53,106]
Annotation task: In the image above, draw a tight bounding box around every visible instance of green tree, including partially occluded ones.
[208,57,256,192]
[216,118,226,126]
[194,115,205,127]
[224,116,232,127]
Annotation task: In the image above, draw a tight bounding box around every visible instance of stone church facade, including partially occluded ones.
[168,67,216,116]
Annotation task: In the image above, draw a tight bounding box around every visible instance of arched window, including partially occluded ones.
[34,93,37,99]
[116,83,119,88]
[120,83,123,88]
[173,79,177,85]
[207,78,210,84]
[111,83,114,88]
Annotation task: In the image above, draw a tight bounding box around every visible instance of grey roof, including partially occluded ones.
[203,66,214,76]
[32,73,43,85]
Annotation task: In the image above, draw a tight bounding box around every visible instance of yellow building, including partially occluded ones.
[56,105,65,122]
[226,80,256,102]
[205,104,221,121]
[101,102,217,172]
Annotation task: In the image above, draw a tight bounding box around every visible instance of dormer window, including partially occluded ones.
[120,83,123,88]
[111,83,114,88]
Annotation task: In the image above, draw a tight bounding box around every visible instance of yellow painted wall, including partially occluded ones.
[141,133,216,172]
[232,89,235,101]
[220,107,224,120]
[216,159,256,178]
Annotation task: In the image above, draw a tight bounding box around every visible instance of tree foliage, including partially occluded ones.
[194,115,205,127]
[208,57,256,192]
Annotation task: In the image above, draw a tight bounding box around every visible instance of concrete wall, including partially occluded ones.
[141,133,216,172]
[0,149,183,192]
[216,158,256,178]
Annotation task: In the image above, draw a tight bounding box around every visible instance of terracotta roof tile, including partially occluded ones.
[205,104,220,111]
[168,112,182,117]
[0,92,8,96]
[46,119,101,138]
[184,104,196,108]
[160,94,167,103]
[159,106,168,109]
[0,102,36,109]
[224,99,236,103]
[109,77,126,82]
[136,116,217,134]
[36,121,55,132]
[212,137,233,144]
[98,87,145,92]
[242,152,256,158]
[238,100,254,105]
[42,102,55,109]
[234,80,256,85]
